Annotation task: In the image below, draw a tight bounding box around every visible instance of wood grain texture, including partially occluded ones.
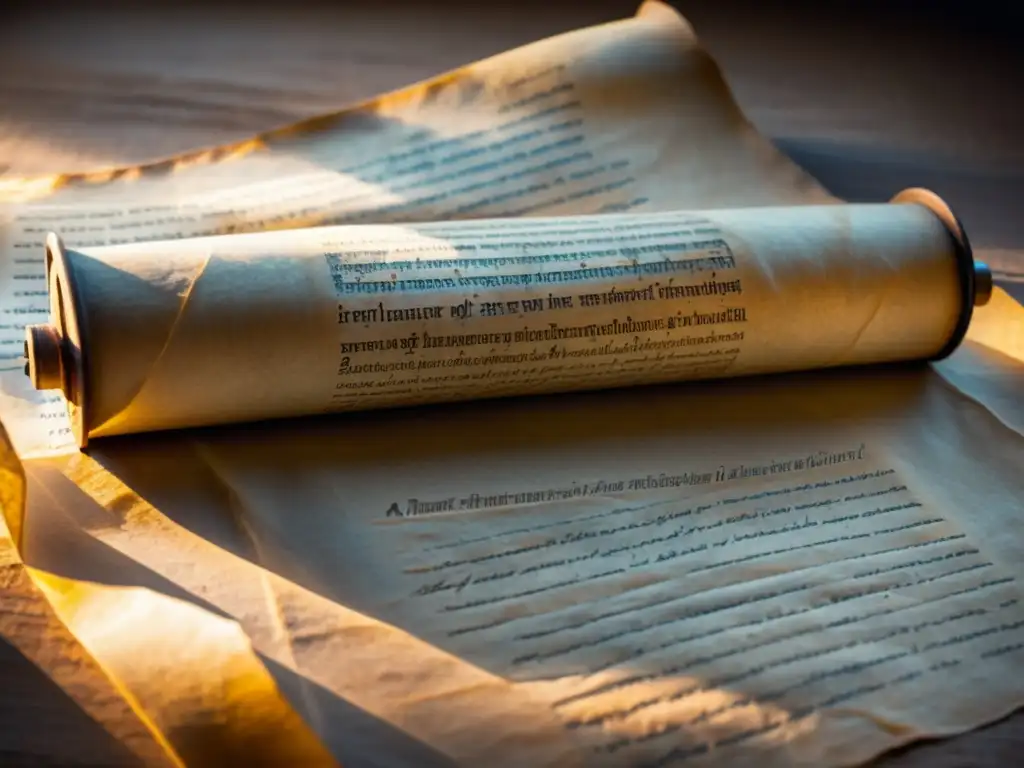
[0,1,1020,764]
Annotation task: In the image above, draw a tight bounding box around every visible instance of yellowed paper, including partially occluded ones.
[30,571,340,768]
[207,432,1023,768]
[0,429,176,767]
[0,2,1022,768]
[0,424,339,767]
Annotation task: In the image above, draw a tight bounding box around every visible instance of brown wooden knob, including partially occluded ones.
[24,323,66,393]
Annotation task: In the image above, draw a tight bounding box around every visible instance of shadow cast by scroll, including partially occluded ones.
[85,359,935,662]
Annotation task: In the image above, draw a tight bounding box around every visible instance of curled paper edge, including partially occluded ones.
[0,421,339,767]
[0,0,693,206]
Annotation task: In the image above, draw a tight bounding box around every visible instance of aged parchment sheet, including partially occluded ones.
[1,2,1022,766]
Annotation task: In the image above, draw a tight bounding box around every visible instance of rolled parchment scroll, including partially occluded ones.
[25,188,991,448]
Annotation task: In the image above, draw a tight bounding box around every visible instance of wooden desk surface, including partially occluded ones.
[1,1,1020,764]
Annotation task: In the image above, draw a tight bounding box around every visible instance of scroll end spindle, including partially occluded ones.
[973,261,993,306]
[24,323,67,392]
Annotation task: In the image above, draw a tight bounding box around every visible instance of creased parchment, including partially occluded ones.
[1,2,1023,767]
